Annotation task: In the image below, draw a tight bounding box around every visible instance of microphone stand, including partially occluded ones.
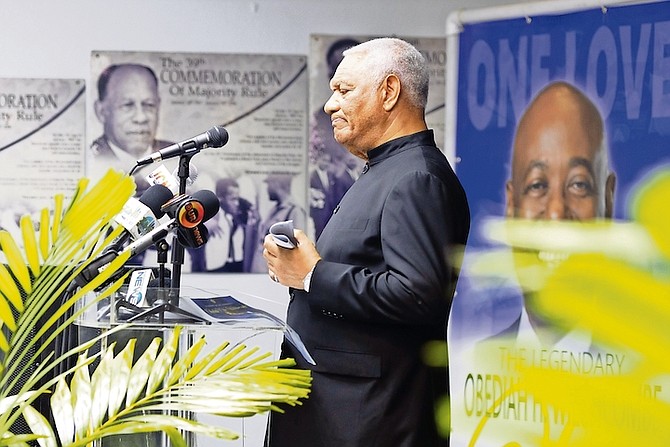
[127,154,206,324]
[170,153,191,299]
[125,238,170,323]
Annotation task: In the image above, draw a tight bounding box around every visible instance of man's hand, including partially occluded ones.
[263,229,321,289]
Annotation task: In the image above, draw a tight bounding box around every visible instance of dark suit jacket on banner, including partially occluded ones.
[89,135,174,196]
[268,130,470,447]
[309,167,339,239]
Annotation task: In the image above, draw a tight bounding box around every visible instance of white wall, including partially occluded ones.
[2,0,545,79]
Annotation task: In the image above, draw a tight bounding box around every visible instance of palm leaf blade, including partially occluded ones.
[124,414,240,440]
[0,290,16,332]
[79,421,188,447]
[49,191,64,244]
[22,405,56,447]
[107,340,133,418]
[38,208,50,261]
[146,327,180,394]
[0,230,31,294]
[0,262,23,314]
[166,336,207,385]
[70,355,92,441]
[184,339,230,381]
[205,343,248,375]
[0,329,9,354]
[90,345,115,431]
[51,378,74,446]
[126,338,160,408]
[20,215,40,277]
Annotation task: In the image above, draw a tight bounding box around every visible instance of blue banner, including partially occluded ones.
[457,1,670,245]
[449,2,670,445]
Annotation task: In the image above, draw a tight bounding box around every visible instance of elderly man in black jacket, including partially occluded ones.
[264,37,470,447]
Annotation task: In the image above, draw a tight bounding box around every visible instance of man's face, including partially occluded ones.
[317,153,331,170]
[324,53,384,159]
[266,179,281,202]
[220,186,240,215]
[96,67,160,157]
[506,102,611,221]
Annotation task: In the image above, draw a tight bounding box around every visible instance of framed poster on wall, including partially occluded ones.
[0,78,86,245]
[86,51,309,274]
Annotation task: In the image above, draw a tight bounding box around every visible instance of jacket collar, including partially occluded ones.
[367,129,435,166]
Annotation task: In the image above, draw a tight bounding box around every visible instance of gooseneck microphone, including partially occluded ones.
[135,125,229,167]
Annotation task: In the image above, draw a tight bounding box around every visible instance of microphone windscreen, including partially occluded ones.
[177,223,209,248]
[191,190,220,222]
[139,184,174,218]
[208,126,229,147]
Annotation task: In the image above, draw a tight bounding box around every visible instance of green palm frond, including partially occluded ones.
[29,327,311,446]
[0,170,311,446]
[0,169,134,442]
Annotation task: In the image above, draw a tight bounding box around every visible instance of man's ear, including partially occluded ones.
[605,172,616,218]
[93,100,106,124]
[505,180,515,218]
[381,74,401,112]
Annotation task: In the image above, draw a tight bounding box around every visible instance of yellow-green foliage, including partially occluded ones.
[0,170,311,446]
[466,168,670,446]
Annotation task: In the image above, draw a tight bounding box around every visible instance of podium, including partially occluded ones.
[75,286,287,447]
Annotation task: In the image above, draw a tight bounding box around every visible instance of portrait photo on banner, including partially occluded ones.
[447,2,670,445]
[86,50,309,274]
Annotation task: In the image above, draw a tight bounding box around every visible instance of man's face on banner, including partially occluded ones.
[221,185,240,215]
[96,65,161,157]
[506,82,615,221]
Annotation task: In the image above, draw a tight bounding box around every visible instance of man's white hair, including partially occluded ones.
[343,37,429,110]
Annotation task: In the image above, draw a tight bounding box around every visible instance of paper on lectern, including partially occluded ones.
[180,295,316,365]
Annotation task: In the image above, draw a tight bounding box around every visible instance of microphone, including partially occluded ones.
[123,219,176,257]
[161,189,219,227]
[107,184,173,252]
[74,219,175,289]
[75,190,219,289]
[177,223,209,248]
[124,190,218,256]
[162,189,219,249]
[136,126,229,167]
